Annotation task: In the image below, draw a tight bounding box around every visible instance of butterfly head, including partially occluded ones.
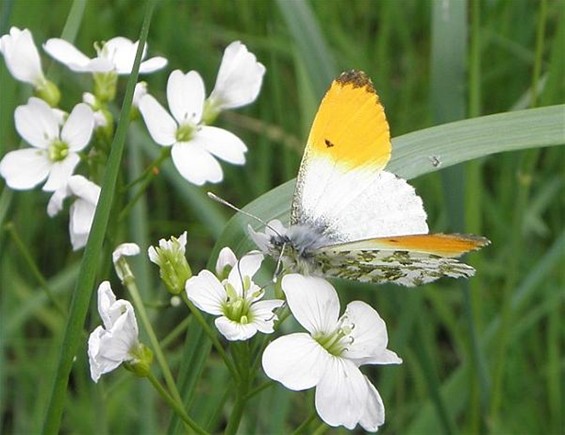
[248,220,331,276]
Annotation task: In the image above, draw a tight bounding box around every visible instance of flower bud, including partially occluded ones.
[148,232,192,295]
[93,71,118,102]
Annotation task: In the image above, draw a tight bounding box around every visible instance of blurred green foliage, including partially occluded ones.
[0,0,563,433]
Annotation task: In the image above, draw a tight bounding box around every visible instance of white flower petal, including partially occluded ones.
[227,251,263,295]
[0,148,50,190]
[139,56,167,74]
[215,316,257,341]
[170,141,223,186]
[315,358,368,429]
[42,153,80,191]
[82,57,115,73]
[112,243,141,263]
[0,27,45,85]
[68,175,101,205]
[69,198,96,250]
[342,301,403,366]
[88,289,139,383]
[185,270,226,315]
[167,70,205,125]
[95,282,138,345]
[194,126,247,164]
[43,38,93,71]
[139,94,177,146]
[281,274,340,335]
[47,184,71,217]
[105,37,137,73]
[132,82,148,108]
[88,326,118,382]
[249,299,284,334]
[61,103,94,151]
[262,333,329,391]
[97,281,118,327]
[215,246,237,276]
[15,97,59,148]
[209,41,266,110]
[359,377,386,432]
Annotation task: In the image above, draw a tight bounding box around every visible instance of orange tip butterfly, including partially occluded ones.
[247,70,489,287]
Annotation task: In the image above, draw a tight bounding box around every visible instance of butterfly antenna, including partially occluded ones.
[207,192,283,236]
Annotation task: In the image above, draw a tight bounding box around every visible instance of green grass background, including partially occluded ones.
[1,0,564,433]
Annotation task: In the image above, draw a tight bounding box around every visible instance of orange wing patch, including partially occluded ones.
[305,70,391,171]
[327,233,490,258]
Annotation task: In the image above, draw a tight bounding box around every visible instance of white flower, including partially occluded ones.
[47,175,100,250]
[139,70,247,185]
[88,281,140,383]
[185,250,283,341]
[148,232,191,294]
[43,36,167,74]
[262,274,402,432]
[0,98,94,191]
[0,27,46,87]
[207,41,266,111]
[112,243,141,281]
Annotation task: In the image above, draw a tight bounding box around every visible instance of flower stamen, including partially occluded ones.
[48,140,69,162]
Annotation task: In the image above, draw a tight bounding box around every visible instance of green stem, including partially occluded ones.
[4,222,65,315]
[118,147,171,222]
[224,387,249,435]
[146,371,206,434]
[121,270,185,408]
[245,380,274,400]
[180,292,239,380]
[224,341,252,435]
[161,315,192,350]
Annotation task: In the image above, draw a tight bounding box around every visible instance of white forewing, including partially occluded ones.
[292,157,428,243]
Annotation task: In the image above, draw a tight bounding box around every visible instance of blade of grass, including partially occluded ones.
[41,1,158,432]
[430,2,472,432]
[275,0,338,99]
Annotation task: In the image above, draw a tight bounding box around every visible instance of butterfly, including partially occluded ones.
[248,70,489,287]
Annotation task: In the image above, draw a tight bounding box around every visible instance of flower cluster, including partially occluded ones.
[184,246,402,431]
[87,227,402,432]
[3,25,403,434]
[0,27,265,250]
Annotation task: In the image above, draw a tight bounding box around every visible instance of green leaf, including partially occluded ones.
[213,105,565,256]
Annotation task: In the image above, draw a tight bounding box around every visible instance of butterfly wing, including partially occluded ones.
[291,70,428,242]
[314,234,490,286]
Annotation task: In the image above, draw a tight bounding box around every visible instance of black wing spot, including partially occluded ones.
[324,139,335,148]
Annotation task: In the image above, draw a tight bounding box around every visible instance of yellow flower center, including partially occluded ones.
[48,139,69,162]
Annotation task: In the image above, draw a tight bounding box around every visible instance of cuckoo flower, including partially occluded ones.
[203,41,266,122]
[262,274,402,432]
[43,36,167,74]
[139,70,247,185]
[186,249,283,341]
[0,98,94,191]
[88,281,147,383]
[47,175,100,251]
